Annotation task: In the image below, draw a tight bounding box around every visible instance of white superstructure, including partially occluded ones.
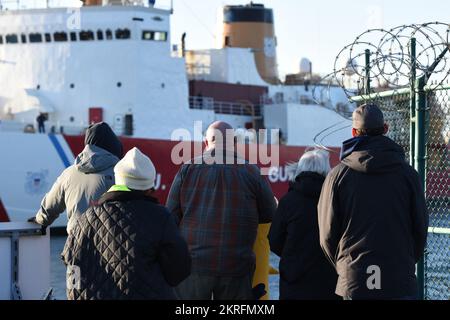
[0,2,351,145]
[0,5,214,138]
[0,2,352,226]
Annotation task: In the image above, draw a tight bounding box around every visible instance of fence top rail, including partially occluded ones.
[428,227,450,235]
[348,84,450,103]
[426,84,450,92]
[349,88,410,103]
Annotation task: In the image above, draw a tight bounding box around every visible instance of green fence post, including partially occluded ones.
[412,43,448,300]
[364,49,371,94]
[410,38,416,165]
[415,75,427,300]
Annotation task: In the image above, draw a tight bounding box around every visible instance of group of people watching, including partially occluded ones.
[29,103,428,300]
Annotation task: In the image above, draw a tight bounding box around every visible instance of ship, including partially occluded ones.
[0,0,352,227]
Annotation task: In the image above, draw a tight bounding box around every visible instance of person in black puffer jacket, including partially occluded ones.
[62,147,191,300]
[269,149,338,300]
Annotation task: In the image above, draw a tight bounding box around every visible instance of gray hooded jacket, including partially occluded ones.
[36,144,119,233]
[36,122,122,233]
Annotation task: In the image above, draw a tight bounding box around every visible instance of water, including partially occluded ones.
[50,233,448,300]
[50,236,67,300]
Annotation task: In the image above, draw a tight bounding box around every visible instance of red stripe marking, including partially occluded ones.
[0,198,9,222]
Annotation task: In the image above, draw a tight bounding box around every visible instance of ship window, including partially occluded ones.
[54,32,68,42]
[142,31,153,40]
[45,33,51,42]
[154,31,167,41]
[70,32,77,41]
[29,33,43,43]
[142,30,167,41]
[115,28,131,39]
[5,34,18,44]
[79,30,94,41]
[0,35,3,44]
[97,30,104,40]
[21,34,27,43]
[105,29,113,40]
[224,36,230,46]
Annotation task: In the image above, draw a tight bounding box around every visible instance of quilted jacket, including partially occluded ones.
[61,190,191,300]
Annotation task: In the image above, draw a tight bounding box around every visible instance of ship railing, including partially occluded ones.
[0,119,26,132]
[260,94,353,117]
[260,93,318,106]
[186,63,212,81]
[0,0,66,10]
[51,122,86,135]
[0,118,86,135]
[189,95,215,110]
[189,96,262,117]
[0,0,160,10]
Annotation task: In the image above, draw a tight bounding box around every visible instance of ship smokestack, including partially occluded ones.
[221,3,279,84]
[82,0,102,6]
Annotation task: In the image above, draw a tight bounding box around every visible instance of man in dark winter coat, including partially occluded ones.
[31,122,123,234]
[62,147,191,300]
[269,149,338,300]
[318,104,428,300]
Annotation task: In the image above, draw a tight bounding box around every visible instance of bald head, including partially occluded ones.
[205,121,234,150]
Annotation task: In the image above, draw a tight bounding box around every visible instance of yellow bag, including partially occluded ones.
[252,223,272,300]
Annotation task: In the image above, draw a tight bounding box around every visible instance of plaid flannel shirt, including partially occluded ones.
[166,148,275,277]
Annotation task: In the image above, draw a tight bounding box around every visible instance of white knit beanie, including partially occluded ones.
[114,147,156,190]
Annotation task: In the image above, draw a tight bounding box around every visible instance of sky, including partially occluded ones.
[168,0,449,77]
[6,0,449,77]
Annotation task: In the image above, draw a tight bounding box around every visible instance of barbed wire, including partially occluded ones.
[332,22,449,97]
[311,21,449,151]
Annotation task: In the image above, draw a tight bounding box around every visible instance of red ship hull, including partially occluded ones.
[65,135,341,203]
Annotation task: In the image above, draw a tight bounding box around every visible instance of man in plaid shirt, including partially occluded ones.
[167,121,276,300]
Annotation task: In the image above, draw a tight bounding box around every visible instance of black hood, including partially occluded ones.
[340,135,406,173]
[290,171,325,198]
[84,122,123,159]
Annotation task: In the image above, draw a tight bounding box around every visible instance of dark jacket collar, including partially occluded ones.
[340,136,370,161]
[340,135,406,174]
[98,190,159,205]
[289,171,325,198]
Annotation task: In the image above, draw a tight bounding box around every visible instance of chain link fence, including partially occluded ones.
[424,87,449,300]
[351,86,449,300]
